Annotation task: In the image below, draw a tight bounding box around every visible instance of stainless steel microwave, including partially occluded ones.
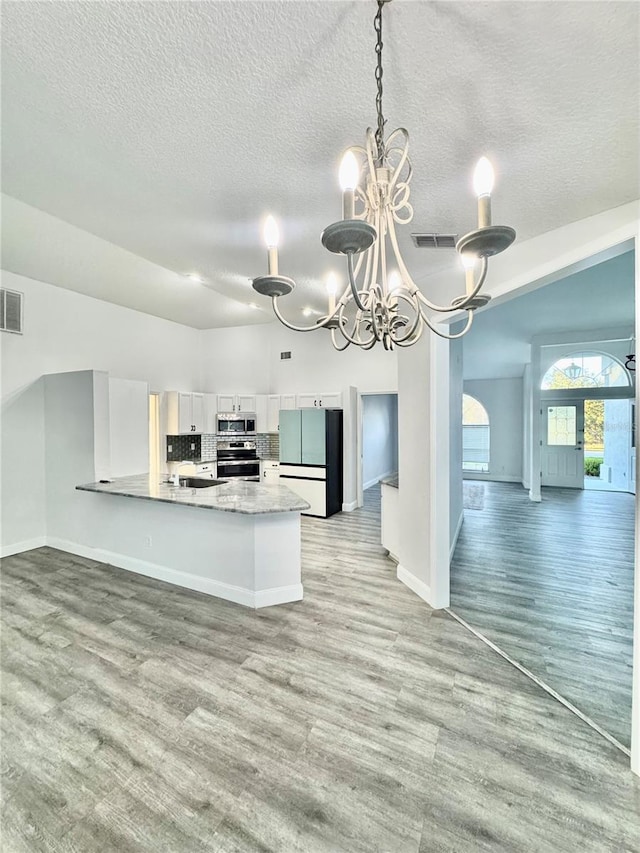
[216,413,257,435]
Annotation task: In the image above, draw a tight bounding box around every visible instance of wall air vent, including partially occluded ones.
[411,233,458,249]
[280,351,291,360]
[0,288,23,334]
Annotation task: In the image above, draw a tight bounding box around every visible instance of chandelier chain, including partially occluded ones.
[374,0,386,161]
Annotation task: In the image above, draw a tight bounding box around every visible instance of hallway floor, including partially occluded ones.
[2,486,639,851]
[451,481,634,750]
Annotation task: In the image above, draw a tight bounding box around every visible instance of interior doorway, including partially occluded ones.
[356,392,398,508]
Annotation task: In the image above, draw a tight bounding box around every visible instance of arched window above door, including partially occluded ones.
[463,394,490,472]
[541,352,631,390]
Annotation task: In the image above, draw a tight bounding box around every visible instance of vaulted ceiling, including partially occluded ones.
[1,1,638,328]
[463,249,635,380]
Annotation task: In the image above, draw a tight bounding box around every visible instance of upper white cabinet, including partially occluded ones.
[264,394,297,432]
[216,394,257,413]
[296,392,343,409]
[281,393,297,410]
[166,391,205,434]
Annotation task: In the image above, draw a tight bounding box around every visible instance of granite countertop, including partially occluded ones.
[380,473,399,489]
[77,474,310,515]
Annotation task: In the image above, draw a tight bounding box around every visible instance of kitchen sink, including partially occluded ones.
[179,477,228,488]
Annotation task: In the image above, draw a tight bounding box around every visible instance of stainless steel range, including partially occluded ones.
[216,439,260,482]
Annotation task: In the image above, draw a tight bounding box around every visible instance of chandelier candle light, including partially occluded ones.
[252,0,516,351]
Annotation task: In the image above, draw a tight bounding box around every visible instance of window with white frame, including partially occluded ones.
[463,394,490,472]
[541,351,631,390]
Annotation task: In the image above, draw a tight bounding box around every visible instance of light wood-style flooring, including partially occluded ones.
[2,486,639,852]
[451,481,635,750]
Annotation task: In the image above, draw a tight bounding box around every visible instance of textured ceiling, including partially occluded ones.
[1,0,639,328]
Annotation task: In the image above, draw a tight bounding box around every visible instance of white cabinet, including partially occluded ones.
[259,394,297,432]
[262,460,280,484]
[281,394,297,409]
[178,461,216,479]
[296,392,343,409]
[166,391,205,434]
[216,394,256,413]
[381,483,399,562]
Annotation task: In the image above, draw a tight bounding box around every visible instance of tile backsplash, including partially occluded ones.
[167,433,279,462]
[257,433,280,458]
[166,434,201,461]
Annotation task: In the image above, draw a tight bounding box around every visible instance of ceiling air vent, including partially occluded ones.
[411,233,458,249]
[0,288,23,334]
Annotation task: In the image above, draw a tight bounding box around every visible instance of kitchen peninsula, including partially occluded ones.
[76,474,309,608]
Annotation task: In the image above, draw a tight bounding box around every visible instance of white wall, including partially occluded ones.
[522,363,532,489]
[199,321,398,395]
[1,271,200,553]
[109,377,150,477]
[44,371,102,546]
[397,333,450,609]
[2,272,200,397]
[362,394,398,489]
[464,378,524,483]
[449,335,464,552]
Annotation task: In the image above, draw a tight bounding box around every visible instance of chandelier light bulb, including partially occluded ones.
[388,270,402,290]
[263,215,280,249]
[326,272,338,312]
[474,158,494,229]
[264,215,280,276]
[339,151,359,220]
[473,157,494,197]
[339,151,359,191]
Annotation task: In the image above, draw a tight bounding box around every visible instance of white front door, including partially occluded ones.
[541,401,584,488]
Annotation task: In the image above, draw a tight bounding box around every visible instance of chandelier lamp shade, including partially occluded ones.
[252,0,516,351]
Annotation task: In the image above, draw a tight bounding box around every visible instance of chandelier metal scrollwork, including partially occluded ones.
[252,0,516,351]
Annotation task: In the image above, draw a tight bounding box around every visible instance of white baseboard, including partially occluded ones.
[464,473,522,483]
[362,468,396,491]
[449,510,464,562]
[342,500,358,512]
[397,564,433,607]
[46,537,302,609]
[0,536,47,558]
[255,583,304,608]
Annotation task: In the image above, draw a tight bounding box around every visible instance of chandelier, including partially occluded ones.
[252,0,516,351]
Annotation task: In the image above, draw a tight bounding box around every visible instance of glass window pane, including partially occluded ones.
[462,394,490,472]
[547,406,576,445]
[541,351,631,390]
